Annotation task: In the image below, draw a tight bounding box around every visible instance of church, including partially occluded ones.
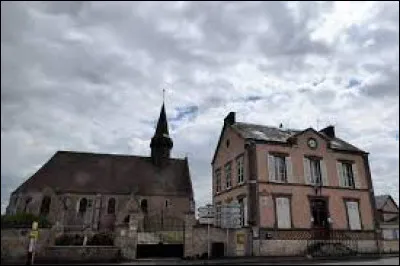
[6,103,195,235]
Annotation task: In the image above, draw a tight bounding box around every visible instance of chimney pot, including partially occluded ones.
[320,125,335,138]
[224,112,236,125]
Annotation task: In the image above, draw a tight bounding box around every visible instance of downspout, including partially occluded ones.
[245,140,259,256]
[362,153,381,254]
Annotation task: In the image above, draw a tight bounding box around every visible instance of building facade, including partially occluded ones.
[375,195,399,253]
[212,112,379,255]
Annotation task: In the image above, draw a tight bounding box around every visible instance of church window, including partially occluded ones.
[24,197,32,213]
[107,198,116,214]
[140,199,148,213]
[40,196,51,216]
[165,199,170,208]
[78,198,88,216]
[124,215,130,224]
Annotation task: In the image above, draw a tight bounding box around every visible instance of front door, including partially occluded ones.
[310,198,329,239]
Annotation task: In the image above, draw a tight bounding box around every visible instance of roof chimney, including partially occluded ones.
[320,125,335,138]
[224,112,236,125]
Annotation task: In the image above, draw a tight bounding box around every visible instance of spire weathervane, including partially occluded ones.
[163,88,166,104]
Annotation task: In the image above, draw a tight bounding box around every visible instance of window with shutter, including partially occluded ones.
[341,162,355,188]
[275,197,291,229]
[236,156,244,184]
[320,160,328,186]
[225,162,232,189]
[309,158,322,185]
[274,155,287,182]
[346,201,362,230]
[286,157,293,183]
[238,197,248,226]
[336,162,346,187]
[304,157,311,184]
[215,169,222,193]
[268,154,275,181]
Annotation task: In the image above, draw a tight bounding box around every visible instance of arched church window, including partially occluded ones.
[78,198,88,215]
[107,198,116,214]
[124,215,130,224]
[40,196,51,216]
[24,197,32,213]
[140,199,148,213]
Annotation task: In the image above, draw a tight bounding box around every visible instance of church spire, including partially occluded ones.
[150,103,173,166]
[154,103,169,137]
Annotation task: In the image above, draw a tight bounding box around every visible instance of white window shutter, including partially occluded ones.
[276,198,291,229]
[346,201,362,230]
[268,154,275,181]
[337,162,344,187]
[320,160,328,186]
[243,197,248,226]
[303,157,311,184]
[286,157,294,183]
[352,163,360,189]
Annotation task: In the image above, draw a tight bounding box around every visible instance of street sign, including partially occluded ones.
[218,203,242,229]
[198,204,215,218]
[198,217,215,225]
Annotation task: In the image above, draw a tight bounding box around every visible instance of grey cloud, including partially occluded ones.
[1,1,399,212]
[360,66,399,97]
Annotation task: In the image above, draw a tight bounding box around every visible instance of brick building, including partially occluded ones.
[211,112,380,256]
[375,195,399,253]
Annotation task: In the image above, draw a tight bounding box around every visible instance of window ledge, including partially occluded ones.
[269,180,288,184]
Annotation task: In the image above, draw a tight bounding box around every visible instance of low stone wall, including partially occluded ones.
[258,240,308,256]
[256,239,378,256]
[357,240,378,254]
[381,240,399,254]
[186,225,248,258]
[39,246,121,263]
[1,228,53,263]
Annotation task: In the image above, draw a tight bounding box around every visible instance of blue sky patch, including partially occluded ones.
[347,78,361,88]
[171,105,199,122]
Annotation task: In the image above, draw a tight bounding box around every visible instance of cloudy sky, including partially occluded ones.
[1,1,399,213]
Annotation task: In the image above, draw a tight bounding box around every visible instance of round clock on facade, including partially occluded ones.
[307,138,318,149]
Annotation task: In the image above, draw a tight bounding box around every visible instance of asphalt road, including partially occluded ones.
[114,256,399,265]
[317,257,399,265]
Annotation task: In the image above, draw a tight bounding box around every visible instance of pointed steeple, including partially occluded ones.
[154,103,169,137]
[150,103,173,166]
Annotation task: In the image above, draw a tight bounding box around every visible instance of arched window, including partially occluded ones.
[40,196,51,216]
[107,198,116,214]
[124,215,130,224]
[165,199,170,208]
[24,197,32,213]
[78,198,88,215]
[140,199,148,213]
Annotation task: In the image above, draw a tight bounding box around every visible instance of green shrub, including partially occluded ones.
[87,232,114,246]
[55,234,84,246]
[1,213,52,229]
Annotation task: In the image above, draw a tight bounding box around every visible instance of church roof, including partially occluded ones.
[13,151,193,198]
